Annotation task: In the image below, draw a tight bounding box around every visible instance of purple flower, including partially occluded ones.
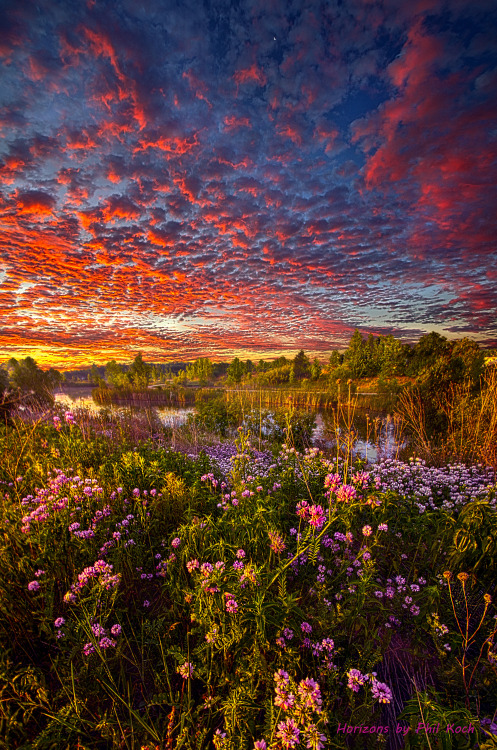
[254,742,267,749]
[347,668,366,692]
[301,621,312,634]
[298,677,322,711]
[362,525,373,537]
[91,623,106,637]
[336,484,357,503]
[303,724,327,749]
[276,717,300,748]
[371,679,393,704]
[99,637,116,649]
[28,580,40,592]
[236,549,246,559]
[34,569,45,577]
[54,617,65,628]
[177,661,193,678]
[83,643,95,656]
[378,523,388,531]
[171,537,181,548]
[225,596,239,614]
[308,505,326,529]
[143,600,150,608]
[110,624,122,636]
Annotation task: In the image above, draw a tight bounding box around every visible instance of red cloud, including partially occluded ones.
[15,190,55,216]
[223,115,251,131]
[233,64,266,87]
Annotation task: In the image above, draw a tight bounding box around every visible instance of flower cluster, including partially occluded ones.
[346,669,393,704]
[64,559,120,602]
[255,671,328,749]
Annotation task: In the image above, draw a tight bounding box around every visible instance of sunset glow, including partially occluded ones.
[1,0,496,368]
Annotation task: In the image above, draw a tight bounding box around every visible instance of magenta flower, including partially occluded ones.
[99,637,116,649]
[362,525,372,537]
[268,530,286,553]
[276,717,300,748]
[296,499,310,520]
[298,678,322,711]
[110,624,122,636]
[308,504,326,528]
[171,537,181,548]
[177,661,193,678]
[336,484,357,503]
[347,668,366,692]
[303,723,327,749]
[28,580,40,592]
[324,473,341,491]
[371,679,393,703]
[54,617,65,628]
[254,741,267,749]
[301,621,312,634]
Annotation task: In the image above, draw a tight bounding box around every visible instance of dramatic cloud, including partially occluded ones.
[0,0,496,368]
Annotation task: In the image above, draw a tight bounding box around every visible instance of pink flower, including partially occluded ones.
[336,485,357,503]
[308,504,326,528]
[177,661,193,679]
[347,668,366,692]
[276,717,300,748]
[371,678,393,703]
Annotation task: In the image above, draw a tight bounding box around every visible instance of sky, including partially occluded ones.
[1,0,496,369]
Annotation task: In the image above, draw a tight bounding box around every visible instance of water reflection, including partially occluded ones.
[55,388,403,462]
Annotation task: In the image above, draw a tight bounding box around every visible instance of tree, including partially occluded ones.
[6,357,54,404]
[344,330,369,378]
[292,350,311,380]
[410,332,449,375]
[129,353,152,388]
[329,351,343,369]
[227,357,244,384]
[311,358,322,380]
[378,335,407,377]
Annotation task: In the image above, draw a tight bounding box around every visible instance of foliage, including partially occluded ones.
[0,405,496,748]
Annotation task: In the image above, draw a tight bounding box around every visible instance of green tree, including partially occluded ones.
[311,358,322,380]
[328,351,343,369]
[129,353,152,388]
[344,330,369,378]
[292,350,311,380]
[227,357,244,384]
[378,335,407,377]
[6,357,54,404]
[409,332,449,376]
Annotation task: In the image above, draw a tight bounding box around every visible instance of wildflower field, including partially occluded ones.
[1,406,496,750]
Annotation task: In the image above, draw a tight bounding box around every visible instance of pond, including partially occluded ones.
[55,387,404,462]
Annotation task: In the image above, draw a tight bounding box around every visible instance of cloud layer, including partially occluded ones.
[1,0,496,367]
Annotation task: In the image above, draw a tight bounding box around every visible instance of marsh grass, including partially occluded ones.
[396,369,497,469]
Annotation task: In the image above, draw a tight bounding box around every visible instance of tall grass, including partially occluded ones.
[397,369,497,468]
